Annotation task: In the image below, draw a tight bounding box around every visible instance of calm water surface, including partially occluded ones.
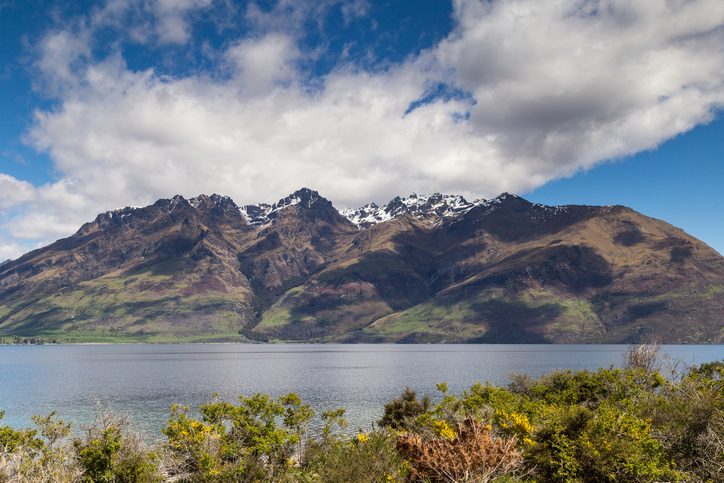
[1,344,722,436]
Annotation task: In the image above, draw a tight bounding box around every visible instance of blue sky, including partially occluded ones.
[1,0,723,261]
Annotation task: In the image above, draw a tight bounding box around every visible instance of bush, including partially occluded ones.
[526,403,681,483]
[74,403,163,483]
[622,340,662,374]
[162,404,222,480]
[397,418,522,483]
[304,430,410,483]
[0,411,42,454]
[377,388,431,431]
[162,392,314,482]
[640,365,724,482]
[0,411,81,483]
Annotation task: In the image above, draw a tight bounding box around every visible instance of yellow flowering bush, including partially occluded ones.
[162,404,222,477]
[431,420,455,439]
[495,410,534,444]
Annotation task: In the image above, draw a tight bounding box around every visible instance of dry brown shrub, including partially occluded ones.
[622,339,662,374]
[0,445,82,483]
[396,418,522,483]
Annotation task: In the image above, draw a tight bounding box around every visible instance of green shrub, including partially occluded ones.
[163,392,314,482]
[74,427,122,482]
[378,388,431,431]
[74,404,163,483]
[508,367,665,408]
[0,411,42,453]
[305,430,410,483]
[0,411,80,483]
[689,359,724,380]
[640,368,724,482]
[524,402,681,482]
[162,404,222,480]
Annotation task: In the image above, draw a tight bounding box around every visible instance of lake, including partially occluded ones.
[1,344,722,437]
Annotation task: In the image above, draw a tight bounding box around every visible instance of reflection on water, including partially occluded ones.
[0,344,721,436]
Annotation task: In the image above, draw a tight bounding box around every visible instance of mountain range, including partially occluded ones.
[1,188,723,344]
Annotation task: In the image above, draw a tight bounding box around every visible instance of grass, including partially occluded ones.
[371,305,461,336]
[365,285,608,342]
[525,289,603,339]
[145,257,186,277]
[254,280,394,336]
[0,306,12,319]
[255,285,310,329]
[0,263,253,342]
[366,291,495,341]
[1,329,250,344]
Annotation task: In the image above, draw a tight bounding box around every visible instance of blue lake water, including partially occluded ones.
[1,344,722,437]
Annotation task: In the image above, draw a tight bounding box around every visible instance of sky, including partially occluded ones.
[0,0,723,261]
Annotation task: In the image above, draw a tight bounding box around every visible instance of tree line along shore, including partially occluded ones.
[1,343,723,482]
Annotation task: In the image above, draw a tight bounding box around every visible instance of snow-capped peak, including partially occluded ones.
[341,193,498,228]
[240,203,274,225]
[240,188,329,225]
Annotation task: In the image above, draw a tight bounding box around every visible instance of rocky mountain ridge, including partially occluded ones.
[1,188,723,344]
[240,190,494,228]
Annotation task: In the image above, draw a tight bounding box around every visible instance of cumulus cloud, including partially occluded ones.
[34,29,92,95]
[0,175,93,244]
[0,175,37,209]
[225,33,301,94]
[437,0,724,179]
[2,0,724,259]
[26,55,457,208]
[0,240,36,263]
[244,0,369,35]
[81,0,214,47]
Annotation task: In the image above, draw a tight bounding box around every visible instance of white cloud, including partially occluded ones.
[0,240,35,262]
[225,34,301,94]
[34,29,92,95]
[244,0,368,34]
[2,0,724,260]
[0,175,37,208]
[150,0,213,44]
[83,0,215,46]
[155,14,191,44]
[437,0,724,178]
[0,175,94,245]
[340,0,369,24]
[6,211,83,240]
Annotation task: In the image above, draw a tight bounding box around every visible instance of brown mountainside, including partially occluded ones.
[1,189,723,343]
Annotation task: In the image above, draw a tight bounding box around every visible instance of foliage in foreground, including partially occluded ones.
[2,344,724,482]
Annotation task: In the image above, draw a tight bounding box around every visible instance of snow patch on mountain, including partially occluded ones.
[240,188,327,226]
[240,203,274,225]
[341,193,512,228]
[238,191,534,228]
[528,202,573,222]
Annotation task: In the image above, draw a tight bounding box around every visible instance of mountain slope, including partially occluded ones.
[1,190,723,343]
[252,195,724,343]
[0,194,257,341]
[361,203,724,343]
